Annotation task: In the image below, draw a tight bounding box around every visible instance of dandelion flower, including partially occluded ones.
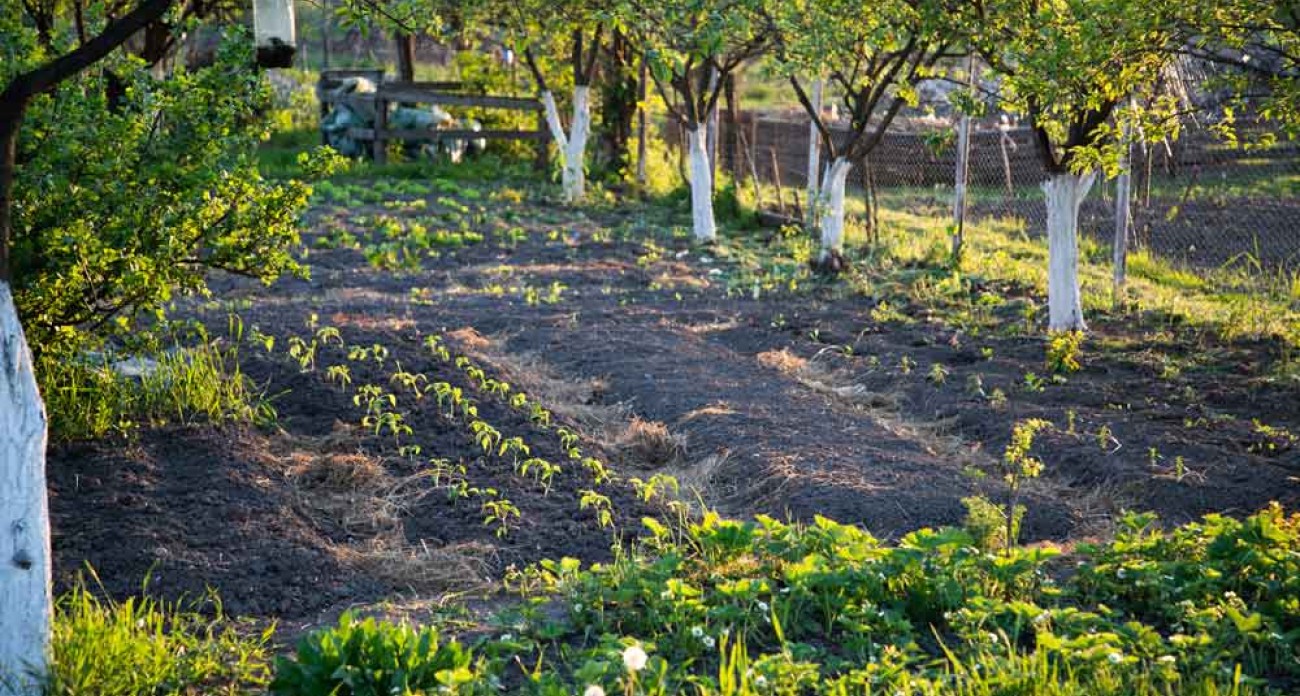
[622,645,648,672]
[702,635,716,649]
[691,626,705,638]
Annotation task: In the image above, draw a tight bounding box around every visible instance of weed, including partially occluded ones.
[1046,330,1085,374]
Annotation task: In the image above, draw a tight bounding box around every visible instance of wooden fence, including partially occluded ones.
[317,69,549,168]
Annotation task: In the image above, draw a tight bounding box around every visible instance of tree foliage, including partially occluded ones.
[622,0,768,127]
[766,0,952,162]
[6,20,320,356]
[953,0,1187,175]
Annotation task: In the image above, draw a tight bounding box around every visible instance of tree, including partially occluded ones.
[957,0,1184,331]
[500,0,607,203]
[620,0,768,242]
[765,0,952,269]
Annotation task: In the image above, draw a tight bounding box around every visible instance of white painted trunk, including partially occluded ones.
[540,88,590,203]
[687,125,716,242]
[1042,171,1097,331]
[817,157,853,261]
[0,282,50,696]
[805,79,823,227]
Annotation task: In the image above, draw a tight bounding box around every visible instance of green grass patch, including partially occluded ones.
[46,578,271,695]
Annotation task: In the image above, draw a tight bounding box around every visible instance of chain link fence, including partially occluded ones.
[703,112,1300,275]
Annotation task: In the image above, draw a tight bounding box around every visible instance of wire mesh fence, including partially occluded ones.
[701,112,1300,276]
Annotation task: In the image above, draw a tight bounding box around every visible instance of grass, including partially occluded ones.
[44,578,271,696]
[713,172,1300,360]
[39,326,274,441]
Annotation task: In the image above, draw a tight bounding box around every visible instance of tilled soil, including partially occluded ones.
[49,182,1300,621]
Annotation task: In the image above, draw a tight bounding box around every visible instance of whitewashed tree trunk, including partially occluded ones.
[805,79,823,227]
[0,282,50,696]
[1042,171,1097,331]
[540,87,590,204]
[687,124,716,242]
[817,157,853,262]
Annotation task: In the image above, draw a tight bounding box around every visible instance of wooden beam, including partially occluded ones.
[374,86,542,111]
[349,128,547,141]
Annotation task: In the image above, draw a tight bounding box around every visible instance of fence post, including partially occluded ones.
[806,78,823,227]
[951,54,975,260]
[535,107,550,173]
[372,95,388,164]
[636,53,648,187]
[1113,101,1134,309]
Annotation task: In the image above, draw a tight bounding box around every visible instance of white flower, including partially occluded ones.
[691,626,705,638]
[584,686,606,696]
[1224,591,1238,600]
[987,632,999,644]
[1116,568,1127,579]
[756,601,770,613]
[1107,652,1124,664]
[753,675,768,688]
[573,603,583,613]
[1157,655,1177,664]
[500,633,513,642]
[622,645,648,672]
[702,636,716,649]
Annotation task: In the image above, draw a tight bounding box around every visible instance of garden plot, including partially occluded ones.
[50,175,1300,632]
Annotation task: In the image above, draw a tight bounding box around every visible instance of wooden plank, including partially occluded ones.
[318,93,378,106]
[349,128,547,141]
[386,80,465,91]
[374,86,542,111]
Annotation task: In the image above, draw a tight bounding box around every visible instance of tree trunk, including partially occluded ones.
[688,124,716,242]
[0,96,26,282]
[817,156,853,263]
[540,88,590,203]
[723,73,739,178]
[395,32,415,82]
[0,280,50,696]
[1043,171,1097,331]
[598,30,636,176]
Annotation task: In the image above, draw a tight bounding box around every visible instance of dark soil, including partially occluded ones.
[49,180,1300,622]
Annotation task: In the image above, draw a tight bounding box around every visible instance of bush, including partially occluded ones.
[11,30,311,360]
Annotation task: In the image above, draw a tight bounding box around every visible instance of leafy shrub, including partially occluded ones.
[11,31,312,360]
[271,612,483,696]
